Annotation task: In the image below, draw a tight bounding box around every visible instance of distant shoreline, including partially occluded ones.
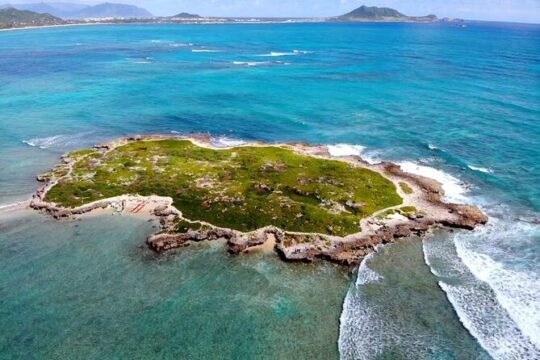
[0,17,454,33]
[0,22,113,32]
[1,19,537,33]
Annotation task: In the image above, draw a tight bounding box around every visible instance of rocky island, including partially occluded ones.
[30,135,487,265]
[336,5,437,23]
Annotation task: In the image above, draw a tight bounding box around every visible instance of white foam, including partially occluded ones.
[454,220,540,349]
[258,50,312,57]
[423,224,540,359]
[259,51,297,57]
[326,144,380,164]
[428,143,438,150]
[398,161,468,203]
[22,132,93,149]
[210,136,247,148]
[293,49,313,54]
[339,254,382,359]
[438,280,539,359]
[192,49,220,53]
[327,144,366,157]
[232,61,270,66]
[0,201,28,211]
[468,165,494,174]
[169,42,193,47]
[356,252,384,285]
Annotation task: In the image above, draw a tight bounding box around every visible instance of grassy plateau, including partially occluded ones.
[46,140,402,237]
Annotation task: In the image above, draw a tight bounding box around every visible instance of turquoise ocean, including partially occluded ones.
[0,22,538,359]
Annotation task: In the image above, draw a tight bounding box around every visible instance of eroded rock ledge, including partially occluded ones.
[30,134,487,266]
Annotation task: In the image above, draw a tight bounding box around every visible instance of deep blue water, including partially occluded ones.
[0,22,539,359]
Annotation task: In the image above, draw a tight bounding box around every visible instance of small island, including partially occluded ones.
[31,135,487,265]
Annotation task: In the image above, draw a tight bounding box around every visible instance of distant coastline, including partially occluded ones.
[0,22,113,32]
[0,4,457,31]
[0,17,462,32]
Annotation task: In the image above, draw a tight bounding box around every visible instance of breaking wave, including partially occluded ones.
[397,161,469,203]
[232,61,270,66]
[258,50,312,57]
[455,218,540,348]
[422,210,540,360]
[338,253,384,360]
[334,142,538,358]
[232,61,289,67]
[192,49,221,53]
[326,143,380,164]
[210,136,247,148]
[468,165,494,174]
[169,42,194,48]
[355,252,384,285]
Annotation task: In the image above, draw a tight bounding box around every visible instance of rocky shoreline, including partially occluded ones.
[30,134,487,266]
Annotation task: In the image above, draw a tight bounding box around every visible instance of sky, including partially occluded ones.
[6,0,540,23]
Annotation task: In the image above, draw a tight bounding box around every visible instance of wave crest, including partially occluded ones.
[398,161,469,203]
[423,219,540,359]
[327,144,380,164]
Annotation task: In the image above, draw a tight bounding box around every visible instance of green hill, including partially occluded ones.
[339,5,437,22]
[172,12,201,19]
[342,5,406,19]
[0,8,64,27]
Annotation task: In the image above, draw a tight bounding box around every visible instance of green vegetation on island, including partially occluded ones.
[0,8,64,28]
[399,182,414,194]
[171,12,201,19]
[341,5,406,19]
[338,5,437,22]
[45,139,402,237]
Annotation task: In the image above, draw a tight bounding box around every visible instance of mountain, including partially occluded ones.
[338,5,437,22]
[342,5,405,19]
[0,7,64,26]
[4,2,153,19]
[68,2,152,19]
[4,2,86,17]
[171,12,200,19]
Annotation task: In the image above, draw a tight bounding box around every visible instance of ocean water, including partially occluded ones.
[0,22,539,359]
[0,209,350,359]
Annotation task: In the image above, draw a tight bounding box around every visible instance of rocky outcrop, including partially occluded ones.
[30,134,488,267]
[444,204,488,230]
